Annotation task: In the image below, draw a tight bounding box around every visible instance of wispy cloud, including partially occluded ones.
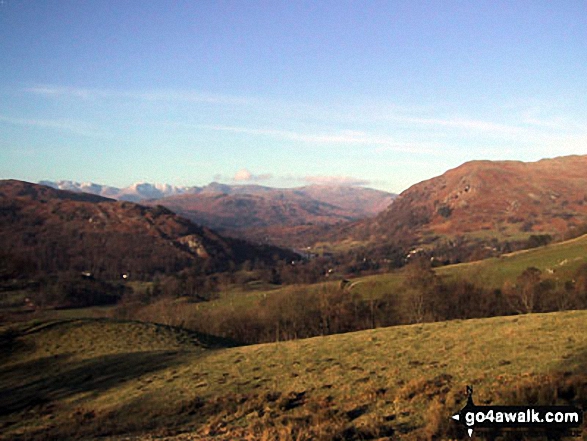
[390,113,587,156]
[303,175,371,186]
[0,114,103,137]
[25,85,255,106]
[25,86,98,100]
[22,84,587,156]
[397,116,526,135]
[199,124,437,153]
[218,170,371,187]
[399,111,587,135]
[202,124,371,144]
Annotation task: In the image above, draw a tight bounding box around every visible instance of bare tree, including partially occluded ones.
[504,267,542,314]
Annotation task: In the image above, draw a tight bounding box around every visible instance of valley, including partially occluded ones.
[2,155,587,440]
[3,3,586,439]
[41,180,396,249]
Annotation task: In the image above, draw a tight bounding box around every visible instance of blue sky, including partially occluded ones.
[1,0,586,193]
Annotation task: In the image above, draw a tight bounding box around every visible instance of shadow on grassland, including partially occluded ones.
[0,350,186,416]
[468,346,587,441]
[493,345,587,406]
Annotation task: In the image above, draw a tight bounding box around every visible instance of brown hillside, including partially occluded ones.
[147,185,395,247]
[0,180,296,279]
[150,191,354,231]
[346,155,587,247]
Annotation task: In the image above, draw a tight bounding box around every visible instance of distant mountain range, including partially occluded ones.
[40,180,395,211]
[10,154,587,273]
[39,155,587,258]
[39,180,201,202]
[39,180,397,247]
[144,185,395,244]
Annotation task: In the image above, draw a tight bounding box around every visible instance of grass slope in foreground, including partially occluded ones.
[1,312,587,440]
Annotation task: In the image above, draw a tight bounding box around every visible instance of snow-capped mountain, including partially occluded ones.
[39,180,198,202]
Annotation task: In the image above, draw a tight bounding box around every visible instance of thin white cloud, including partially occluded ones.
[25,85,254,106]
[0,114,102,137]
[199,124,436,153]
[303,175,371,186]
[399,113,587,138]
[373,141,448,154]
[398,116,525,135]
[26,86,97,100]
[22,85,587,157]
[203,124,370,144]
[520,113,587,133]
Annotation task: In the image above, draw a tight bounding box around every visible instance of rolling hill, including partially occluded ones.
[1,312,585,440]
[148,184,395,228]
[146,185,395,248]
[40,180,395,217]
[146,184,395,248]
[3,193,587,438]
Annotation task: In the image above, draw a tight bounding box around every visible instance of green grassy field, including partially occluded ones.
[86,233,587,348]
[192,280,340,312]
[2,311,586,440]
[350,233,587,299]
[185,234,587,314]
[2,235,587,439]
[435,233,587,287]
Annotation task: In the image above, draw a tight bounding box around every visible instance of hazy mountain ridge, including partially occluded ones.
[40,180,396,247]
[148,187,393,227]
[145,186,395,247]
[35,156,587,254]
[39,180,395,211]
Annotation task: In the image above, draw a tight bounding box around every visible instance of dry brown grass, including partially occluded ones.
[2,311,587,440]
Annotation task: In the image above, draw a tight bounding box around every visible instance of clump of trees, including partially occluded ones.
[33,271,126,308]
[503,264,587,314]
[397,258,509,324]
[526,234,553,248]
[185,285,374,344]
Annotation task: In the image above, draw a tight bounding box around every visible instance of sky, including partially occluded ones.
[1,0,586,193]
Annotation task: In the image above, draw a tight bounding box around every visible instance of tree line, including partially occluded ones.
[118,260,587,345]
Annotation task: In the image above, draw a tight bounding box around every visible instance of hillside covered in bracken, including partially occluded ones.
[339,155,587,253]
